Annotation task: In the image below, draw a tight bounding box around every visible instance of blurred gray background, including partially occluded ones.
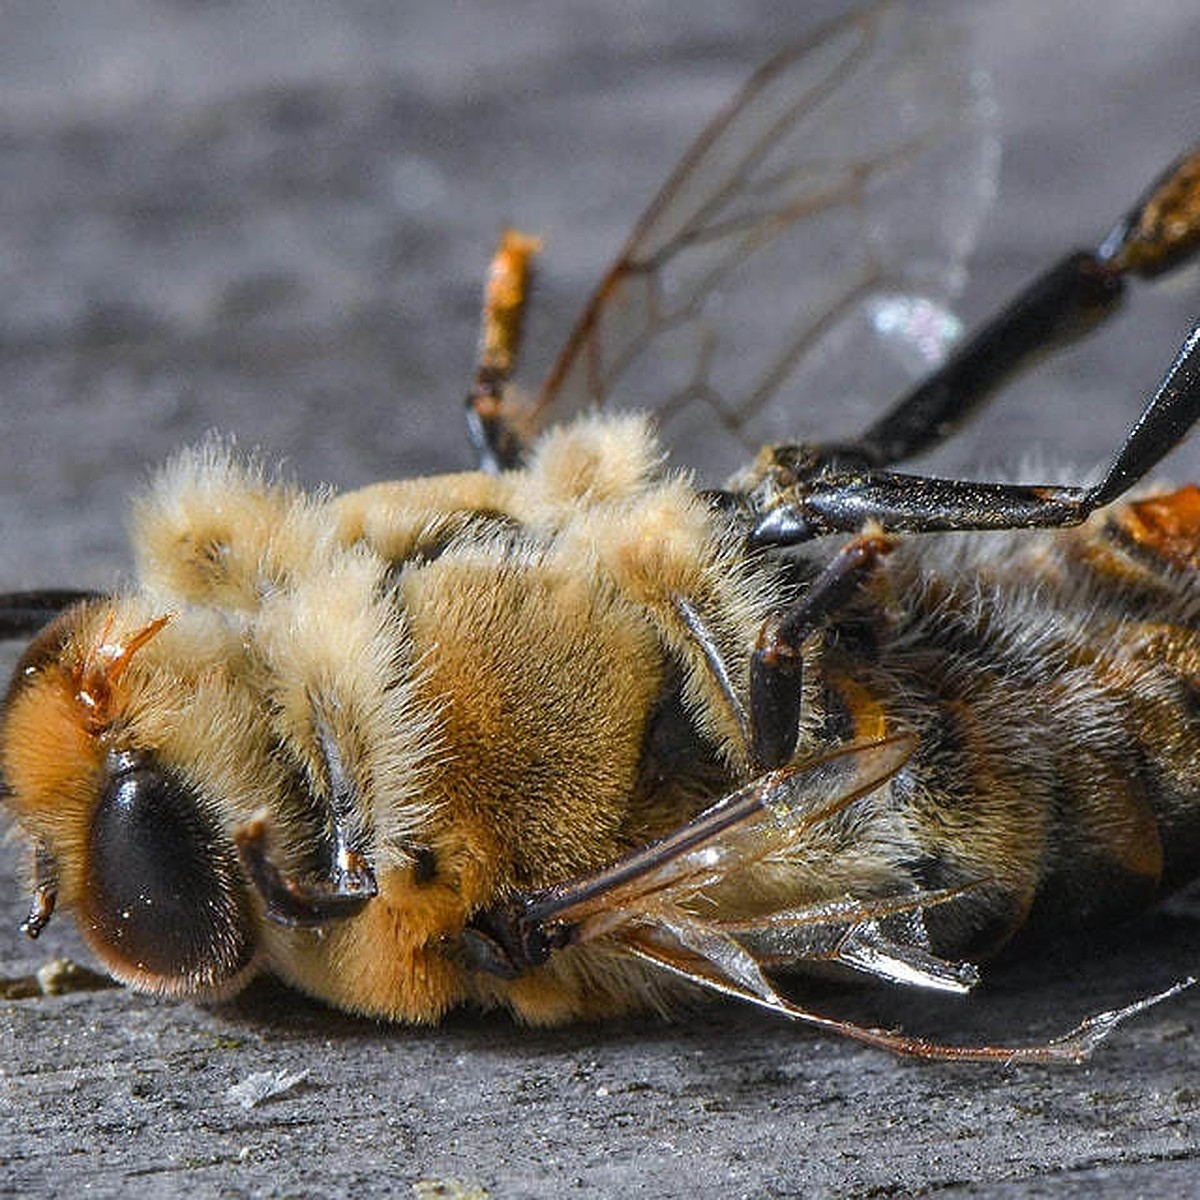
[2,2,1200,1196]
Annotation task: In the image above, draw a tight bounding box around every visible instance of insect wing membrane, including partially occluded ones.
[532,0,998,482]
[550,736,914,938]
[537,734,999,1004]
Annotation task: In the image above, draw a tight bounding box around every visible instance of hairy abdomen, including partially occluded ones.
[823,487,1200,955]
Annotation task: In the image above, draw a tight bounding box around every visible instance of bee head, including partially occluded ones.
[0,601,257,997]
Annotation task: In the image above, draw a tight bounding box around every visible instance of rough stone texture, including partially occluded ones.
[3,2,1200,1196]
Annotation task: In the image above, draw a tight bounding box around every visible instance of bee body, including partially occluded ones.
[1,416,778,1020]
[7,414,1200,1030]
[6,7,1200,1058]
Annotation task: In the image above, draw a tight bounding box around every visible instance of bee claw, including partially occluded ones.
[235,819,377,929]
[19,844,58,939]
[19,891,54,939]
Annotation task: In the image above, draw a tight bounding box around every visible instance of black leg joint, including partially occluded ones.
[465,391,526,474]
[748,504,820,547]
[460,900,576,979]
[748,531,896,769]
[749,643,805,771]
[235,819,377,929]
[19,844,59,939]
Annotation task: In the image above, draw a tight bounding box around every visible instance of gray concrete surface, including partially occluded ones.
[2,2,1200,1196]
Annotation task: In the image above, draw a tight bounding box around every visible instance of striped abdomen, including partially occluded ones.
[818,486,1200,956]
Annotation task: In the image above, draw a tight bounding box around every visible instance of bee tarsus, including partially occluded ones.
[750,528,897,770]
[235,819,378,930]
[18,843,58,940]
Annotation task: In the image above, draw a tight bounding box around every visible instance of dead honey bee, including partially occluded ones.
[4,3,1200,1062]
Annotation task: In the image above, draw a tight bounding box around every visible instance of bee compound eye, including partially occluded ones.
[83,753,254,992]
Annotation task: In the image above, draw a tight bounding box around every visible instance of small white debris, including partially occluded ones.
[34,958,115,995]
[412,1181,489,1200]
[226,1068,310,1109]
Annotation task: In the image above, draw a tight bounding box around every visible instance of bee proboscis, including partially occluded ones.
[4,1,1200,1061]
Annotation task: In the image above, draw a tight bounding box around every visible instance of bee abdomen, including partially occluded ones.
[1076,488,1200,889]
[849,503,1200,952]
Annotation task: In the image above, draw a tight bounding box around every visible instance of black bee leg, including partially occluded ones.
[236,819,378,928]
[19,843,59,939]
[846,250,1124,468]
[722,150,1200,527]
[464,230,541,473]
[750,319,1200,545]
[832,147,1200,469]
[673,595,751,749]
[459,899,576,979]
[234,720,378,928]
[1080,322,1200,509]
[750,529,896,770]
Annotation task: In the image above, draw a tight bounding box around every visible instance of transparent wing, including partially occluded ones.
[528,0,999,482]
[484,735,1186,1061]
[530,735,981,993]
